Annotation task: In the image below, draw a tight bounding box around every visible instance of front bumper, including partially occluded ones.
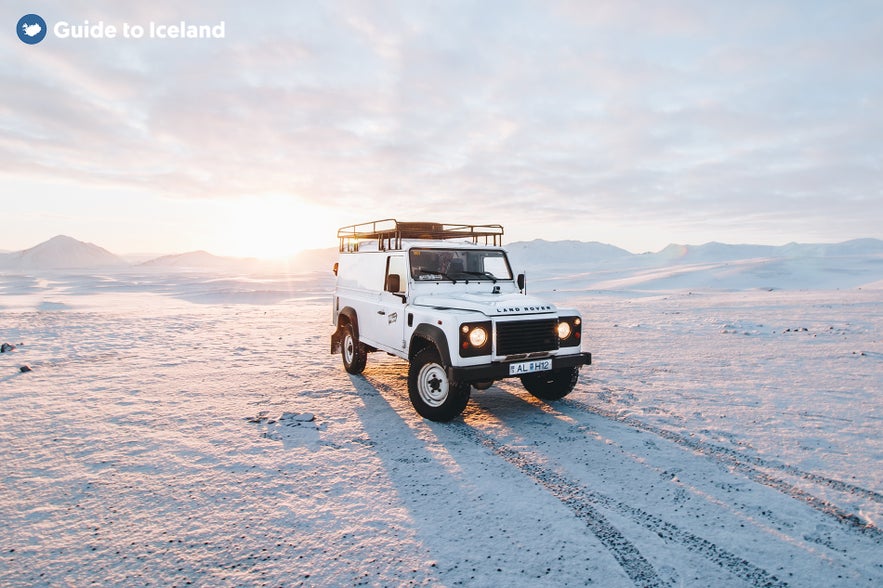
[448,352,591,383]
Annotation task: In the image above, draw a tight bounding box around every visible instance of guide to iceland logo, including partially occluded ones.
[17,13,47,44]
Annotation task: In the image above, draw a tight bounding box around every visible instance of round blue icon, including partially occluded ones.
[17,14,47,44]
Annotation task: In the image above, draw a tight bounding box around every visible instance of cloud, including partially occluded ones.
[3,0,882,249]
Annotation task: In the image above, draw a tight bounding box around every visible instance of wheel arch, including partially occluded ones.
[409,323,452,366]
[331,306,360,353]
[337,306,359,337]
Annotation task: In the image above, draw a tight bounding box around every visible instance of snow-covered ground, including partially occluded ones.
[1,265,881,587]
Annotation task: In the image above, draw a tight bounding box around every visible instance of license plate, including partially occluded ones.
[509,359,552,375]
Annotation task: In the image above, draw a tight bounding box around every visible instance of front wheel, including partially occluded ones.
[521,366,579,400]
[408,347,470,421]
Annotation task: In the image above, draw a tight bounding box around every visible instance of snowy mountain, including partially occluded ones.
[645,239,883,265]
[519,238,883,292]
[506,239,633,268]
[0,235,126,269]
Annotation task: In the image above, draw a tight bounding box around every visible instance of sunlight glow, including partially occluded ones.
[210,195,336,259]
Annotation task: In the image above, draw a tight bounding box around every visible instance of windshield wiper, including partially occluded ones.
[459,271,498,283]
[417,268,457,283]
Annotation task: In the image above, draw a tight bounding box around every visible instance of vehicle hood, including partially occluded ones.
[411,292,556,316]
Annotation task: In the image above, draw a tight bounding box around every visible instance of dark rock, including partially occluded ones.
[20,365,32,373]
[1,343,15,353]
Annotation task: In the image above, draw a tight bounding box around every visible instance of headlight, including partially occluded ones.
[468,326,488,347]
[558,317,582,347]
[459,321,492,357]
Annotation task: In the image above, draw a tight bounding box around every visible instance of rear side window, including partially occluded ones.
[386,255,406,292]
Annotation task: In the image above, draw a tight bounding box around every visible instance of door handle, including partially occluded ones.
[377,310,386,315]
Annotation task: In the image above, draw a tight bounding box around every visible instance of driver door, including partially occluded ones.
[372,254,407,352]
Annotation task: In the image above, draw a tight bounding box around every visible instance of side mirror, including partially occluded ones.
[332,262,339,276]
[517,273,526,292]
[386,274,401,293]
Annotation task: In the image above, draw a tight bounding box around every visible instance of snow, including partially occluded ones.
[1,240,882,587]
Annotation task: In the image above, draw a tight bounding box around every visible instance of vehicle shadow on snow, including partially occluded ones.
[345,370,473,581]
[343,368,621,586]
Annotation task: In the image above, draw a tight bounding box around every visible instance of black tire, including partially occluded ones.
[521,366,579,400]
[341,323,367,375]
[408,347,470,421]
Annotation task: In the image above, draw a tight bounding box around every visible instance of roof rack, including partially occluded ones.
[338,219,504,252]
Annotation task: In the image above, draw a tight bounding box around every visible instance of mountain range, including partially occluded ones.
[1,235,882,290]
[0,235,338,272]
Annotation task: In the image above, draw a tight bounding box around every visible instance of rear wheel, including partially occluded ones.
[341,323,367,375]
[408,347,470,421]
[521,366,579,400]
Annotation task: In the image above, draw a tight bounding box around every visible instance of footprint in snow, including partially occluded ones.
[246,411,315,425]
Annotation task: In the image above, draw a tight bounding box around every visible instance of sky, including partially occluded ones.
[3,1,882,258]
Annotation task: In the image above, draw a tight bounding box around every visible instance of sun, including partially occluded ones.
[211,195,336,259]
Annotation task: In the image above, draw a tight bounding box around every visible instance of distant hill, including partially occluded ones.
[140,250,263,271]
[0,235,126,269]
[650,242,782,264]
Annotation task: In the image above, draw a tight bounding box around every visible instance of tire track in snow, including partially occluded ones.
[451,422,788,588]
[451,423,665,587]
[584,387,883,504]
[564,392,882,537]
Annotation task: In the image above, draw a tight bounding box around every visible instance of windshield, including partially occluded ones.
[409,248,513,282]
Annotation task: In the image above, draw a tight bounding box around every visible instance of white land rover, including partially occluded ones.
[330,219,591,421]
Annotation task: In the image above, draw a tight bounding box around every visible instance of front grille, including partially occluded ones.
[496,319,559,355]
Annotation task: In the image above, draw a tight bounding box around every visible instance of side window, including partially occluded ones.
[386,255,406,293]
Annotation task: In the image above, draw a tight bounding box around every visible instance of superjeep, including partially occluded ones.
[330,219,591,421]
